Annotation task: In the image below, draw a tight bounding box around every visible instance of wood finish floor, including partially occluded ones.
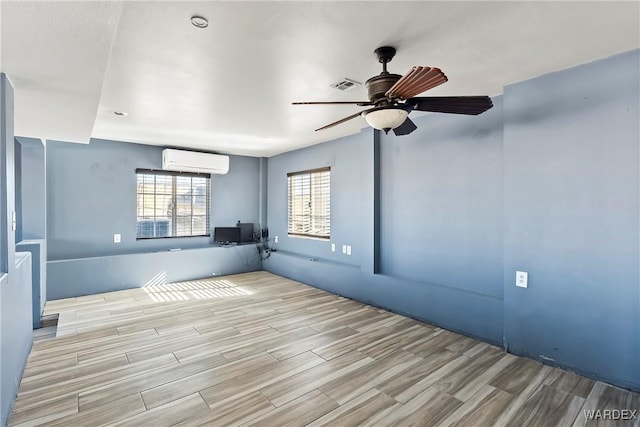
[8,271,639,427]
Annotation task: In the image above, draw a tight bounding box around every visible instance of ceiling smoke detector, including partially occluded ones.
[190,15,208,29]
[330,78,361,91]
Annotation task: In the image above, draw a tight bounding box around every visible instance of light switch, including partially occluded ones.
[331,243,335,252]
[114,233,121,243]
[516,271,528,288]
[346,245,352,255]
[342,245,347,254]
[274,236,278,243]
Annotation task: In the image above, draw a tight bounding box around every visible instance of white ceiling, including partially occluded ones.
[1,1,638,157]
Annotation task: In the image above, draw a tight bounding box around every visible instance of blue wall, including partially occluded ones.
[13,143,21,243]
[45,138,263,297]
[16,138,46,241]
[47,244,261,300]
[380,97,504,298]
[502,49,639,390]
[47,139,261,259]
[1,253,32,425]
[266,130,373,268]
[265,119,505,343]
[264,49,640,391]
[16,240,46,327]
[1,74,34,426]
[14,137,47,329]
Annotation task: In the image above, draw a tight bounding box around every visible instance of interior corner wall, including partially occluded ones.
[379,97,504,299]
[1,73,34,426]
[46,139,261,259]
[16,138,46,241]
[264,122,504,344]
[13,141,22,243]
[14,137,47,326]
[502,48,640,390]
[45,138,263,298]
[258,157,268,232]
[0,72,8,427]
[264,48,640,391]
[266,130,372,269]
[0,75,12,275]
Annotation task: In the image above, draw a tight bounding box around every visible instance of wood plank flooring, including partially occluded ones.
[8,271,639,426]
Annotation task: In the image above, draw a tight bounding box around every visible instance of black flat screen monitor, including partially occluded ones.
[238,222,254,243]
[214,227,241,245]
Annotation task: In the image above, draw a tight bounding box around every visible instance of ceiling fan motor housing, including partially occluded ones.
[365,74,402,103]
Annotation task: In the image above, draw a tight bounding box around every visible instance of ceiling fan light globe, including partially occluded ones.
[364,108,408,131]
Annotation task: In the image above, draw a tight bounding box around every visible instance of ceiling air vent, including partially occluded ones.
[330,78,362,91]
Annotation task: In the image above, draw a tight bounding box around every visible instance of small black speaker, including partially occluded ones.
[261,228,269,238]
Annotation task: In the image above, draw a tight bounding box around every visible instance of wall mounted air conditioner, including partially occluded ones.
[162,149,229,175]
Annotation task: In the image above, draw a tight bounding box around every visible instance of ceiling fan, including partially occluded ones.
[293,46,493,136]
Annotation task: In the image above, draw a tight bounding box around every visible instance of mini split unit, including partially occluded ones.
[162,149,229,175]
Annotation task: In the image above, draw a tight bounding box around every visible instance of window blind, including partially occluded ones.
[136,169,210,239]
[287,167,330,239]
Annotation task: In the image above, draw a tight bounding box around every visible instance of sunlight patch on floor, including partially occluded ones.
[144,278,253,302]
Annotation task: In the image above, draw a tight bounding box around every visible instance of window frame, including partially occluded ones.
[287,167,331,240]
[135,168,211,240]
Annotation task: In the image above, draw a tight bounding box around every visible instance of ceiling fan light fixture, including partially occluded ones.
[364,108,408,132]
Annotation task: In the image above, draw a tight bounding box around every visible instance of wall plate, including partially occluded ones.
[516,271,528,288]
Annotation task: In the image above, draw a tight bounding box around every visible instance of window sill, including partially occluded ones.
[287,234,330,241]
[136,235,210,241]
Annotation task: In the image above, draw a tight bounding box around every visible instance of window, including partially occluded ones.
[136,169,210,239]
[287,167,330,239]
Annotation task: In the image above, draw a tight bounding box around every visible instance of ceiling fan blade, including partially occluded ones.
[315,109,372,132]
[392,117,417,136]
[293,101,374,106]
[409,96,493,115]
[386,66,448,100]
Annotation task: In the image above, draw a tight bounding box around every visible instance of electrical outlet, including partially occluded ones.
[342,245,347,254]
[113,233,121,243]
[516,271,528,288]
[331,243,335,252]
[274,236,278,243]
[346,245,352,255]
